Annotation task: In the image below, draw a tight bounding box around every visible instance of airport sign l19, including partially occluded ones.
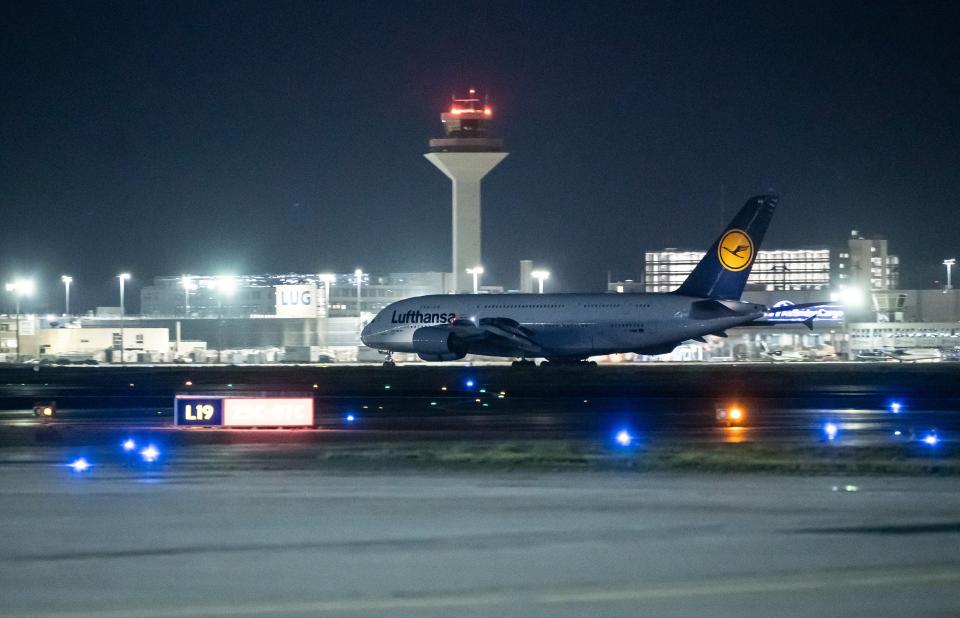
[175,395,313,428]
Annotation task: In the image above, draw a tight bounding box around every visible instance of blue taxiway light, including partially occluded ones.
[464,379,476,389]
[922,433,939,446]
[69,458,90,472]
[345,414,356,423]
[615,430,634,447]
[823,422,839,441]
[889,402,903,414]
[122,439,137,452]
[140,445,160,463]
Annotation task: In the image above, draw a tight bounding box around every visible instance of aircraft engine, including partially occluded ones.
[412,326,468,362]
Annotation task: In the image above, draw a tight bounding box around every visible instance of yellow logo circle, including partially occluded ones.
[718,229,754,272]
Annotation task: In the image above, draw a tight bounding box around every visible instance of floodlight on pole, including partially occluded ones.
[319,273,336,316]
[60,275,73,316]
[531,270,550,294]
[117,273,131,365]
[944,259,956,291]
[181,275,197,316]
[465,266,484,294]
[354,269,363,316]
[5,278,34,363]
[211,276,237,364]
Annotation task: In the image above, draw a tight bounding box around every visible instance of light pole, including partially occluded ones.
[61,275,73,316]
[117,273,130,364]
[531,270,550,294]
[319,273,336,317]
[354,269,363,316]
[213,276,236,363]
[5,279,34,362]
[838,286,865,361]
[181,275,197,316]
[944,259,956,291]
[466,266,484,294]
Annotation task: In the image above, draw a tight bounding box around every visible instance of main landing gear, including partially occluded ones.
[540,358,598,368]
[511,358,598,368]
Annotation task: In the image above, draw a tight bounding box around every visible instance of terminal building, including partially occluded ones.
[140,272,445,318]
[641,231,896,293]
[643,248,833,293]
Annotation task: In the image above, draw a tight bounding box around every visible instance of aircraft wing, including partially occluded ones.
[448,317,549,355]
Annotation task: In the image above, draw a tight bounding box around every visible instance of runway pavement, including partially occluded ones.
[1,454,959,616]
[2,363,959,615]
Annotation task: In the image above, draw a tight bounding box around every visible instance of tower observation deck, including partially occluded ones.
[425,89,508,293]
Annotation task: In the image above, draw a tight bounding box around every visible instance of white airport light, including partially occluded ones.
[6,279,35,362]
[944,259,956,291]
[61,275,73,316]
[5,278,35,298]
[531,270,550,294]
[69,458,90,472]
[466,266,484,294]
[213,275,237,296]
[838,287,865,308]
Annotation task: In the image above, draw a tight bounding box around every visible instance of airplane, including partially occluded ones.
[858,348,942,363]
[362,194,803,367]
[759,341,807,362]
[759,340,836,362]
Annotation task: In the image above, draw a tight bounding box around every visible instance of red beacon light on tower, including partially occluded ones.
[429,87,504,154]
[442,89,496,137]
[449,88,491,116]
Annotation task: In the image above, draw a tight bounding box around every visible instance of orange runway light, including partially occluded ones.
[716,404,747,427]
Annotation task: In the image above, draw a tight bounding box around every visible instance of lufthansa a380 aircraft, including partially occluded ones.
[362,195,784,366]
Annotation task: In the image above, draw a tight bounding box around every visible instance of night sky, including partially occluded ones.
[2,1,959,311]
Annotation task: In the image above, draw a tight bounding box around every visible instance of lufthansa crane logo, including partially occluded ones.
[718,229,754,272]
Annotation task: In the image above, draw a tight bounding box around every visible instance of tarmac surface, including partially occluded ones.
[2,364,960,615]
[1,455,959,616]
[1,363,960,445]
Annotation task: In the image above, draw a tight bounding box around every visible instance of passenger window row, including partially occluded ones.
[479,304,565,309]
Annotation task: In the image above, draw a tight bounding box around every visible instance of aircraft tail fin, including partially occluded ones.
[675,194,778,300]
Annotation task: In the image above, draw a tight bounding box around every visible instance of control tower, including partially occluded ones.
[425,89,508,293]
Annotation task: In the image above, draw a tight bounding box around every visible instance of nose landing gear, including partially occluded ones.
[382,352,396,368]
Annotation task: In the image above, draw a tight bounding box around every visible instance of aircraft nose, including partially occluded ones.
[360,319,375,346]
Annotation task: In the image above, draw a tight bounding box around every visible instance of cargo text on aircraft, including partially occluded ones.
[391,310,456,324]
